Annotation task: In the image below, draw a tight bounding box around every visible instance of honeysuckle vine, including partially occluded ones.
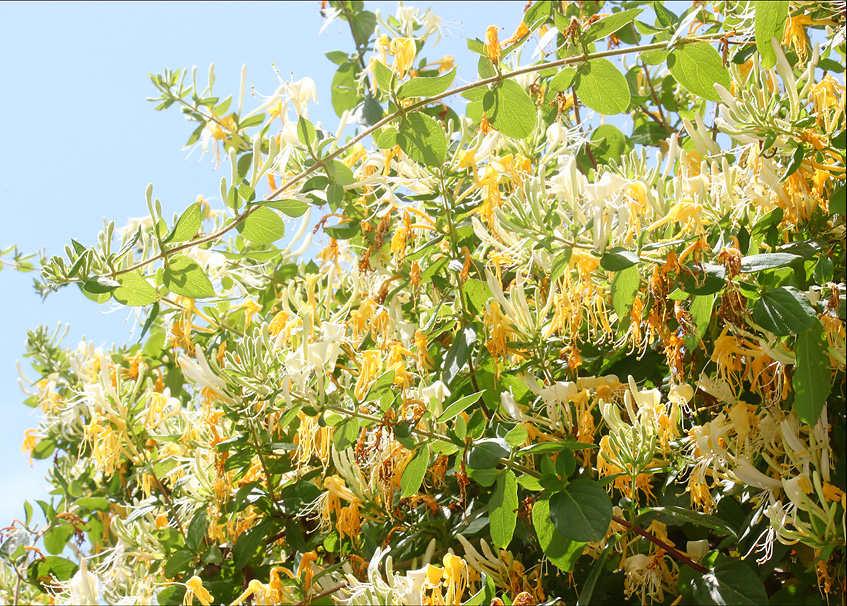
[3,1,845,605]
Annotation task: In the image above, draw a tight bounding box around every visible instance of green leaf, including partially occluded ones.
[437,391,484,422]
[162,202,202,244]
[641,48,670,65]
[262,198,309,217]
[164,549,195,578]
[740,253,801,273]
[578,538,616,605]
[641,506,738,537]
[781,144,806,182]
[82,276,120,294]
[586,124,630,164]
[549,479,612,542]
[233,520,272,569]
[113,271,158,307]
[532,494,585,572]
[186,510,208,552]
[755,0,789,70]
[794,320,832,424]
[75,497,110,511]
[374,61,393,95]
[375,126,399,149]
[467,438,510,470]
[549,67,577,92]
[162,255,215,299]
[156,585,186,606]
[237,207,285,244]
[612,265,640,320]
[551,248,573,282]
[668,43,731,102]
[692,555,769,606]
[601,248,639,271]
[297,116,317,148]
[831,185,846,216]
[490,471,518,549]
[523,0,550,29]
[582,8,644,45]
[575,58,631,115]
[518,441,597,456]
[43,523,75,555]
[442,325,477,385]
[324,220,360,240]
[27,556,78,591]
[331,60,360,118]
[401,444,430,497]
[397,67,457,99]
[397,113,448,167]
[752,286,816,335]
[482,79,538,139]
[504,425,528,448]
[685,293,716,351]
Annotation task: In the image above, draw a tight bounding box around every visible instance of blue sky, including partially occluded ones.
[0,1,531,527]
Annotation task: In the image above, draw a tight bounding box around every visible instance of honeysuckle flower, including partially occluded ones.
[183,576,213,606]
[390,38,417,78]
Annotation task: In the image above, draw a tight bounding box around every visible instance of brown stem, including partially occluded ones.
[612,515,708,574]
[641,63,669,129]
[113,33,727,279]
[295,582,347,605]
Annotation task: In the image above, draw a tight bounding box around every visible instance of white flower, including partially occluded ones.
[59,560,100,605]
[500,390,526,422]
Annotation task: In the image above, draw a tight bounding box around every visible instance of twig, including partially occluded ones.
[295,582,347,605]
[612,515,708,574]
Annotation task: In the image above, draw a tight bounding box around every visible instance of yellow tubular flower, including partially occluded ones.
[22,429,42,466]
[782,14,813,64]
[390,38,417,78]
[486,26,501,64]
[503,22,529,47]
[184,576,214,606]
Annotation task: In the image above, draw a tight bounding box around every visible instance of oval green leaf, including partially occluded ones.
[667,43,731,102]
[794,320,832,424]
[692,555,768,606]
[397,67,457,100]
[575,58,630,115]
[532,494,585,572]
[549,479,612,542]
[162,202,202,244]
[752,286,816,336]
[397,112,448,167]
[263,198,309,217]
[582,8,643,45]
[755,1,789,70]
[162,254,215,299]
[113,271,158,306]
[238,207,285,244]
[490,470,518,549]
[401,444,431,497]
[482,79,537,139]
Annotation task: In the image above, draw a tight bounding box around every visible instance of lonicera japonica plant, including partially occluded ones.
[2,1,845,604]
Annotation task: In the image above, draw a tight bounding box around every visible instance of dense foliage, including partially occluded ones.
[2,1,845,604]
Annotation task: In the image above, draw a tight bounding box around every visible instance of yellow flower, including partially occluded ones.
[822,482,845,503]
[390,38,417,78]
[184,576,213,606]
[782,14,813,64]
[503,22,529,47]
[22,429,43,466]
[435,55,454,73]
[486,26,501,64]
